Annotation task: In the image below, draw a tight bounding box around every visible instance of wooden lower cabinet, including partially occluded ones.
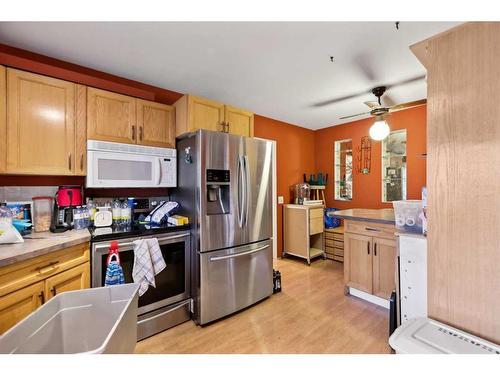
[0,244,90,334]
[344,233,373,293]
[0,281,44,334]
[45,262,90,302]
[344,224,396,301]
[372,237,397,299]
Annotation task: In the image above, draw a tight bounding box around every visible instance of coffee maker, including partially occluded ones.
[50,186,82,233]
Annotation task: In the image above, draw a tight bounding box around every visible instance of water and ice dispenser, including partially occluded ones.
[206,169,230,215]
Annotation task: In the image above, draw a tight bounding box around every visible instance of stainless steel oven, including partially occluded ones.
[91,230,191,340]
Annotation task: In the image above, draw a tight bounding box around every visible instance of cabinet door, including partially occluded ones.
[87,87,136,144]
[224,105,254,137]
[136,99,175,147]
[0,281,44,334]
[372,237,397,299]
[6,68,76,175]
[188,95,225,133]
[344,233,373,293]
[44,262,90,301]
[0,65,6,173]
[74,84,87,175]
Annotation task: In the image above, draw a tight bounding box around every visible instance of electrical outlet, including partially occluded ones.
[277,196,284,204]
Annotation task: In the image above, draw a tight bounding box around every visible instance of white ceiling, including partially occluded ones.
[0,22,459,129]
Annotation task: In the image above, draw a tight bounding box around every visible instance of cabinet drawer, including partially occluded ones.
[333,247,344,257]
[0,243,90,297]
[309,208,323,219]
[344,220,396,240]
[325,232,334,240]
[309,217,323,235]
[332,233,344,241]
[325,239,334,247]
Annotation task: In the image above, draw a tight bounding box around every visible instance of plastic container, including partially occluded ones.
[389,317,500,354]
[392,200,423,233]
[324,208,341,228]
[32,196,54,232]
[0,283,139,354]
[112,199,122,226]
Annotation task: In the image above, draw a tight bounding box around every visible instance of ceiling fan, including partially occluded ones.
[339,86,426,120]
[339,85,426,140]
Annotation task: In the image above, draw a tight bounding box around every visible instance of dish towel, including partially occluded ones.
[104,261,125,286]
[132,238,167,296]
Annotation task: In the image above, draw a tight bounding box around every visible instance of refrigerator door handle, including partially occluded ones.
[244,155,250,227]
[237,155,246,228]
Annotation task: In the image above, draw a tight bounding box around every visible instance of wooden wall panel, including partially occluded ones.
[412,22,500,344]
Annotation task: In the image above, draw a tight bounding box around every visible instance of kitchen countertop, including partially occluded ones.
[0,229,91,267]
[331,208,396,225]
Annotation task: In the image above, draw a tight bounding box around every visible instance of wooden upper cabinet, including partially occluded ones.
[174,94,254,137]
[44,262,90,302]
[87,87,136,144]
[5,68,80,175]
[136,99,175,147]
[188,95,225,133]
[344,233,373,294]
[0,281,44,334]
[0,66,6,173]
[372,237,396,299]
[224,105,254,137]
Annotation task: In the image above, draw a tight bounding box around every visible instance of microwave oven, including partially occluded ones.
[86,140,176,188]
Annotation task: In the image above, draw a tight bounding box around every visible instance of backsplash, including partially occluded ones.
[0,186,59,202]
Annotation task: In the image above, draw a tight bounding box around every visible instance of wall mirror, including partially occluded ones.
[382,129,407,202]
[334,139,353,201]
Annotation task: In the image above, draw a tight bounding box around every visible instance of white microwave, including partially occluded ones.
[86,140,176,188]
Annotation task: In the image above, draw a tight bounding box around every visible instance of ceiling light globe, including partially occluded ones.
[369,120,390,141]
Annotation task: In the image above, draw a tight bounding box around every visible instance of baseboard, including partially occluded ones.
[348,287,390,309]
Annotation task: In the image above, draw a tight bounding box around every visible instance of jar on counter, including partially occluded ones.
[32,196,54,232]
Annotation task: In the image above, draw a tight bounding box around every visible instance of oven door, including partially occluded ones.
[87,150,165,188]
[92,231,190,315]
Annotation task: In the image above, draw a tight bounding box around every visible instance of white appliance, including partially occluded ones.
[389,317,500,354]
[86,140,176,188]
[396,233,427,325]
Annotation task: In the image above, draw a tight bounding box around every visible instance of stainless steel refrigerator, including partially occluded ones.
[173,129,273,325]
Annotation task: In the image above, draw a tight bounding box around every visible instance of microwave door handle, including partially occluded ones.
[155,157,162,186]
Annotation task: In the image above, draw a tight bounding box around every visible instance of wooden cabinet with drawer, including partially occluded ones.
[283,204,325,265]
[325,226,344,262]
[0,243,90,334]
[343,220,396,300]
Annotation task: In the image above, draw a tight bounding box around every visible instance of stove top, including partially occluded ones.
[89,222,190,242]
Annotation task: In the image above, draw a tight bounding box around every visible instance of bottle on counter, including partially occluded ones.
[121,200,131,226]
[81,205,90,228]
[73,206,83,230]
[112,199,122,226]
[87,199,96,223]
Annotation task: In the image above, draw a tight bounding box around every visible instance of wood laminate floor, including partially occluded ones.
[135,258,392,354]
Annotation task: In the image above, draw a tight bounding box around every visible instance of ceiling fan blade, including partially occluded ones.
[389,99,427,112]
[339,111,371,120]
[364,101,380,109]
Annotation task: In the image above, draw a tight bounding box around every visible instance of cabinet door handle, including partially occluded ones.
[68,154,72,170]
[132,125,136,140]
[225,122,230,133]
[365,227,380,232]
[374,243,377,256]
[38,291,45,304]
[139,126,143,141]
[80,154,84,171]
[50,287,57,297]
[367,242,370,255]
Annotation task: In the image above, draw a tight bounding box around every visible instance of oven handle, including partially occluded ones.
[93,233,190,251]
[209,244,269,262]
[138,299,191,324]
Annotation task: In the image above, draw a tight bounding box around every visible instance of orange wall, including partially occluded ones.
[315,105,427,210]
[254,115,316,256]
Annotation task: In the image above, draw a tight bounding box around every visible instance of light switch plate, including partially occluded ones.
[278,196,284,204]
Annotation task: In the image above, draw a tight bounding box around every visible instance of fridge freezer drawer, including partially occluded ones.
[199,240,273,324]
